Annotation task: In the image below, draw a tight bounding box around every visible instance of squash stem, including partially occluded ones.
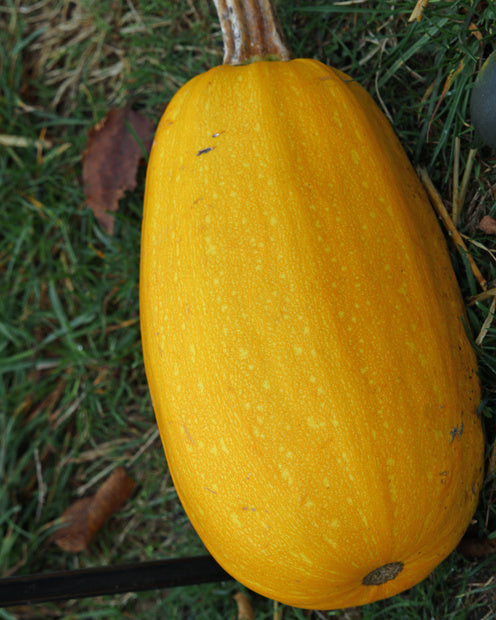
[213,0,291,65]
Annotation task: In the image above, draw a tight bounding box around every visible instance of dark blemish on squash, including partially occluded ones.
[191,197,205,208]
[362,562,404,586]
[449,424,463,442]
[450,412,464,443]
[196,146,215,156]
[204,486,218,495]
[212,131,224,138]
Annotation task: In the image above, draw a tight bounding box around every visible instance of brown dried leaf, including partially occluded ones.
[458,536,496,559]
[408,0,429,22]
[52,466,136,552]
[82,108,155,235]
[479,215,496,236]
[233,592,255,620]
[468,22,483,42]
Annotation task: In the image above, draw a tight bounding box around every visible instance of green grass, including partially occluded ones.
[1,0,496,617]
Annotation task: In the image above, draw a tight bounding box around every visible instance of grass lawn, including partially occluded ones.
[1,0,496,617]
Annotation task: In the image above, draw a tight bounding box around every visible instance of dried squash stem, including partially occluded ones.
[213,0,291,65]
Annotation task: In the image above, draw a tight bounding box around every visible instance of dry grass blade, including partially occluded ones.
[20,0,132,112]
[475,295,496,346]
[418,167,487,292]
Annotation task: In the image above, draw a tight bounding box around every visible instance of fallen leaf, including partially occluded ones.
[479,215,496,235]
[233,592,254,620]
[52,466,136,552]
[458,536,496,559]
[82,108,155,235]
[468,22,483,42]
[408,0,429,22]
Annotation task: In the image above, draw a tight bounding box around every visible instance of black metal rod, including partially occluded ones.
[0,555,233,607]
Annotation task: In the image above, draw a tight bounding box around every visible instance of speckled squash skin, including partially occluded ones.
[140,58,484,609]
